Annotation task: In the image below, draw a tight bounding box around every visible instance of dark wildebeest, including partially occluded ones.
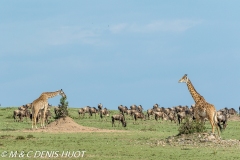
[133,112,145,124]
[111,114,127,127]
[13,109,31,122]
[89,107,99,118]
[100,108,109,120]
[98,103,103,111]
[217,113,228,131]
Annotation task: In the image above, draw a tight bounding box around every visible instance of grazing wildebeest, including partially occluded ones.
[217,113,228,131]
[13,109,30,122]
[133,112,145,124]
[111,114,127,127]
[100,108,109,120]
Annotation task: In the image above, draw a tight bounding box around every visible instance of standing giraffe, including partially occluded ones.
[31,89,66,129]
[178,74,220,135]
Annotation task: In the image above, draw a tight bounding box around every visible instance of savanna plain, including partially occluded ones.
[0,107,240,160]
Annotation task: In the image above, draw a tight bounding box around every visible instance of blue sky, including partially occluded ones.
[0,1,240,111]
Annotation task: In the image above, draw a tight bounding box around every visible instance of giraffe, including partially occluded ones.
[31,89,66,129]
[178,74,220,135]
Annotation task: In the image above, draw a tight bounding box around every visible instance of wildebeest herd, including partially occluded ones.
[77,103,238,132]
[12,101,238,132]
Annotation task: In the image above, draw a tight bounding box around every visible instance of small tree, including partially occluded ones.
[55,96,69,118]
[178,117,206,135]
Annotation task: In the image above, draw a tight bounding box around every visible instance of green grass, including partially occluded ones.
[0,107,240,160]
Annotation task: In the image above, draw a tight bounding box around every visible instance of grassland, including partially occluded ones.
[0,107,240,160]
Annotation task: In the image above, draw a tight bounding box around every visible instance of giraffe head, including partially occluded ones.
[58,89,66,98]
[178,74,188,83]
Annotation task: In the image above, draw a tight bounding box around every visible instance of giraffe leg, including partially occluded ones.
[40,109,46,128]
[33,112,38,129]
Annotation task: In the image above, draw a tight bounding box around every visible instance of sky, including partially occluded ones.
[0,1,240,111]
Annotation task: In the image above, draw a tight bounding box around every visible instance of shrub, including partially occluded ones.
[26,134,34,138]
[55,96,69,119]
[16,136,25,140]
[178,117,206,135]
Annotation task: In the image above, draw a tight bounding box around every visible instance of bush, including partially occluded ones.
[178,117,206,135]
[16,136,25,140]
[26,134,34,138]
[55,96,69,118]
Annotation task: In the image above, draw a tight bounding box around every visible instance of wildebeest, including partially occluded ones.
[30,108,52,124]
[100,108,109,120]
[98,103,103,111]
[89,107,99,118]
[154,111,168,122]
[217,113,228,131]
[228,108,237,116]
[13,109,30,122]
[118,105,127,114]
[167,112,177,123]
[147,109,155,120]
[83,106,92,117]
[133,112,145,124]
[111,114,126,127]
[54,105,60,116]
[78,108,85,118]
[130,104,137,110]
[137,105,143,112]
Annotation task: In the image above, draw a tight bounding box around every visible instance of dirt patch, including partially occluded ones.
[23,116,127,133]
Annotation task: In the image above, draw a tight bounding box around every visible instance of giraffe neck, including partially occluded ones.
[186,79,205,103]
[41,91,59,99]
